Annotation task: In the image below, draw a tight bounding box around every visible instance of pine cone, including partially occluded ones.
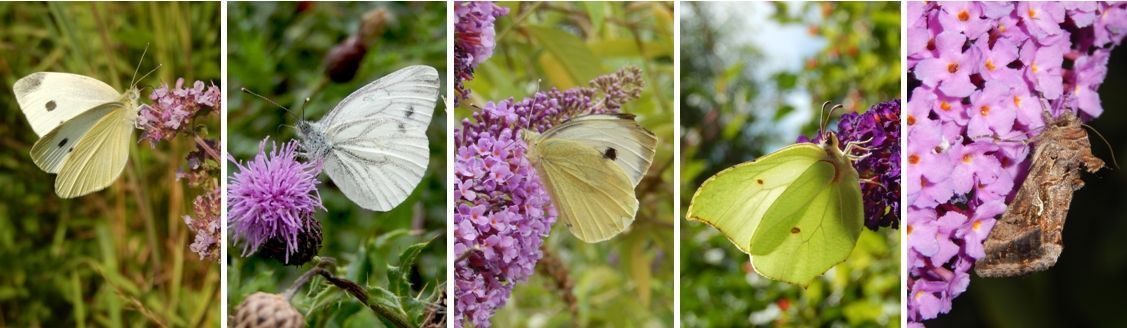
[232,292,305,328]
[257,217,323,266]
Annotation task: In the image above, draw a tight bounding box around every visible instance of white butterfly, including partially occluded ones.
[522,114,658,243]
[14,72,142,198]
[297,65,440,211]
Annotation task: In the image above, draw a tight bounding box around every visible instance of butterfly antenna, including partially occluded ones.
[134,64,162,89]
[242,87,292,113]
[300,97,311,122]
[130,43,150,88]
[817,101,830,139]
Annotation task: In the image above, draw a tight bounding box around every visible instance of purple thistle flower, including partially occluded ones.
[137,78,221,147]
[228,138,325,262]
[907,2,1127,324]
[454,1,509,105]
[453,67,644,327]
[800,100,902,230]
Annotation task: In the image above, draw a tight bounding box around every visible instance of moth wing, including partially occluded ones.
[541,114,657,186]
[536,137,638,243]
[14,72,121,137]
[30,103,121,174]
[747,153,863,286]
[686,144,826,254]
[54,104,134,198]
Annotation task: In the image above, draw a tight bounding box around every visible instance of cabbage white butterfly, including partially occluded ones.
[296,65,440,211]
[685,103,865,286]
[522,114,658,243]
[14,71,144,198]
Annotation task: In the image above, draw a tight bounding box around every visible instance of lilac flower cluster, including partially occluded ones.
[453,67,643,327]
[801,100,902,230]
[228,139,325,262]
[906,2,1126,323]
[454,1,508,105]
[139,78,222,261]
[137,78,221,147]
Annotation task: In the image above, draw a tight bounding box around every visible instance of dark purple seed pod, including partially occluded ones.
[324,35,368,83]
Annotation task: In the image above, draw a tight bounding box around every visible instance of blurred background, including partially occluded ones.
[679,2,900,327]
[929,35,1127,328]
[0,2,220,326]
[459,2,675,326]
[225,2,447,326]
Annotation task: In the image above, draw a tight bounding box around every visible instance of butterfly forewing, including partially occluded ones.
[54,105,134,198]
[541,114,657,186]
[29,103,123,174]
[308,65,440,211]
[14,72,121,137]
[534,137,638,243]
[685,144,825,253]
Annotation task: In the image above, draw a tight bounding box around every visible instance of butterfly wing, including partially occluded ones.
[317,65,440,211]
[53,105,135,198]
[534,137,638,243]
[686,143,863,286]
[540,114,657,186]
[29,103,122,174]
[14,72,121,137]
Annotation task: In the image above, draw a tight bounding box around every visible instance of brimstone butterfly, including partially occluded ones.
[686,103,865,286]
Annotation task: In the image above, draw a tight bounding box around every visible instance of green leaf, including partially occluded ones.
[526,25,602,88]
[387,237,434,296]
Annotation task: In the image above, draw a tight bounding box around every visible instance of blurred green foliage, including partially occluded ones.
[680,2,899,327]
[225,2,447,327]
[460,2,675,326]
[0,2,220,326]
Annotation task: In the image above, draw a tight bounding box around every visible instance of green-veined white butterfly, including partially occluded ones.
[686,103,865,286]
[14,71,145,198]
[522,114,658,243]
[296,65,440,211]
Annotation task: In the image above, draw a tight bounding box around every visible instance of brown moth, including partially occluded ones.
[975,111,1104,277]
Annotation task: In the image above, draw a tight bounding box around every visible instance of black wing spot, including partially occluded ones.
[756,179,764,185]
[604,147,617,160]
[790,227,801,234]
[46,100,56,111]
[398,123,406,133]
[68,147,74,153]
[58,138,68,148]
[406,105,414,118]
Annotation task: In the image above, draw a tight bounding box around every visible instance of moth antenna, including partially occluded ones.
[1081,123,1119,169]
[130,43,150,88]
[241,87,292,113]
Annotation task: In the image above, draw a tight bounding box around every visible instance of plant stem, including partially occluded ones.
[194,134,220,160]
[286,261,417,328]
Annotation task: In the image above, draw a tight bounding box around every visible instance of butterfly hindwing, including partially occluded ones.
[54,105,134,198]
[14,72,121,137]
[535,137,638,243]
